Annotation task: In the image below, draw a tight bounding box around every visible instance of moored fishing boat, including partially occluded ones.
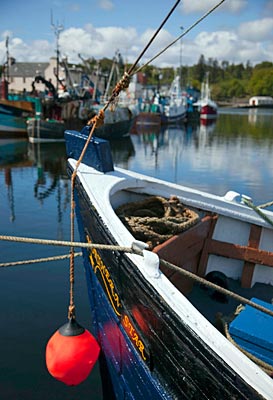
[64,126,273,400]
[195,72,217,120]
[0,97,35,136]
[27,118,66,143]
[162,74,187,124]
[136,94,163,129]
[87,104,135,140]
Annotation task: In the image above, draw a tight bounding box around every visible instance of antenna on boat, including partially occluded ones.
[5,36,10,82]
[50,10,64,91]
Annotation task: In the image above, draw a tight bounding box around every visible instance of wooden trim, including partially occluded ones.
[205,237,273,267]
[241,225,262,288]
[197,215,218,277]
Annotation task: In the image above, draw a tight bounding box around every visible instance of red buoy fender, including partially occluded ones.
[46,319,100,386]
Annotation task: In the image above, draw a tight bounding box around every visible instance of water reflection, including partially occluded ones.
[128,109,273,205]
[4,167,15,222]
[0,138,29,167]
[108,135,135,168]
[0,136,137,224]
[1,108,273,213]
[1,110,273,399]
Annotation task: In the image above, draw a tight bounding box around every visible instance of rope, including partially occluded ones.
[67,0,184,321]
[242,198,273,227]
[258,200,273,209]
[224,322,273,375]
[159,258,273,318]
[116,195,199,248]
[133,0,226,74]
[2,232,273,316]
[127,0,181,75]
[0,252,82,268]
[2,230,273,318]
[84,0,181,124]
[2,233,273,317]
[0,234,142,254]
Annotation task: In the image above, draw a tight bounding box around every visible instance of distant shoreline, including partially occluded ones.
[218,100,273,109]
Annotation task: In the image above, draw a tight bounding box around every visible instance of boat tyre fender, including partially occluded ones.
[203,271,228,303]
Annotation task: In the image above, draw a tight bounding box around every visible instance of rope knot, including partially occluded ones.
[112,72,131,98]
[68,304,76,320]
[87,109,105,128]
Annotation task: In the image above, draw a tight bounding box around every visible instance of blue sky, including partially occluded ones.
[1,0,273,68]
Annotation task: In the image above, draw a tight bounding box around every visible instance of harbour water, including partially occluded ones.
[1,107,273,399]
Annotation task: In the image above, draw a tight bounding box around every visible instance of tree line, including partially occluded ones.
[85,54,273,101]
[142,55,273,101]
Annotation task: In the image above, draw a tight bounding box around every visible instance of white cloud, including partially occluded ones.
[97,0,114,11]
[181,0,247,14]
[238,18,273,41]
[1,14,273,68]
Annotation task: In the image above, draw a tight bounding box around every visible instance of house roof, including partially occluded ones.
[9,62,49,77]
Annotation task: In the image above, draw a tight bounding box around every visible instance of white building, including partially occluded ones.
[8,58,62,93]
[7,57,105,96]
[249,96,273,107]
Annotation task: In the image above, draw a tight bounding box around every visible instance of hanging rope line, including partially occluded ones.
[0,252,82,268]
[133,0,226,74]
[159,258,273,318]
[224,323,273,375]
[1,233,273,319]
[0,234,142,253]
[67,0,184,321]
[258,200,273,209]
[242,198,273,227]
[127,0,181,76]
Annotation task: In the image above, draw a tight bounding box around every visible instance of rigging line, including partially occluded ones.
[98,0,181,112]
[0,252,82,268]
[242,198,273,227]
[133,0,226,74]
[0,235,142,254]
[3,232,273,318]
[160,258,273,318]
[258,200,273,209]
[127,0,181,75]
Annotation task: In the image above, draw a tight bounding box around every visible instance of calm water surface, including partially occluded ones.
[1,108,273,399]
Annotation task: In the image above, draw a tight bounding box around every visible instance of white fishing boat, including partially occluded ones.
[195,72,217,120]
[162,74,187,124]
[64,127,273,400]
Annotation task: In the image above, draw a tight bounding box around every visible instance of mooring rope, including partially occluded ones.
[224,322,273,375]
[258,200,273,209]
[159,257,273,318]
[0,252,82,268]
[133,0,226,75]
[1,233,273,318]
[0,234,141,254]
[66,0,185,321]
[242,198,273,227]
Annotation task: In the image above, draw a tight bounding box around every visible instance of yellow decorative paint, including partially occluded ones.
[87,236,122,316]
[122,314,147,361]
[86,235,148,362]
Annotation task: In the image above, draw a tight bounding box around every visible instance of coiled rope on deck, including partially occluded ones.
[116,195,199,248]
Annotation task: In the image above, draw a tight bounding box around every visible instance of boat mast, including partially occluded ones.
[5,36,10,82]
[51,11,64,91]
[179,26,183,87]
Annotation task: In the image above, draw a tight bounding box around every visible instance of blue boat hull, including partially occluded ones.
[75,197,168,399]
[66,129,269,399]
[0,112,27,135]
